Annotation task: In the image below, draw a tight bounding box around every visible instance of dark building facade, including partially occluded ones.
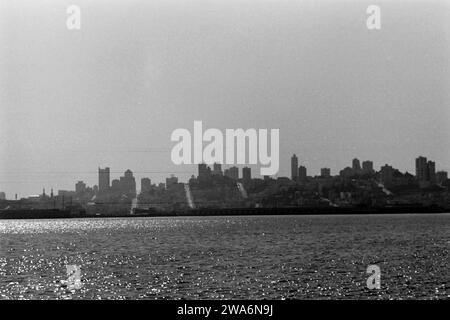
[141,178,151,193]
[119,169,136,196]
[98,167,110,193]
[242,167,251,182]
[224,166,239,180]
[298,166,307,181]
[291,154,298,181]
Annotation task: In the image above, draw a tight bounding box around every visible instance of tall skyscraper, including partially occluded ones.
[427,161,436,183]
[380,164,394,185]
[141,178,151,193]
[298,166,307,181]
[98,167,110,193]
[291,154,298,181]
[242,167,251,182]
[415,156,428,181]
[415,156,437,184]
[119,169,136,196]
[352,158,361,173]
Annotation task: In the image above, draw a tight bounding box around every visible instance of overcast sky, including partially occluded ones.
[1,0,449,198]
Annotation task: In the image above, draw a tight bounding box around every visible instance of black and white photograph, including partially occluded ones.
[0,0,449,312]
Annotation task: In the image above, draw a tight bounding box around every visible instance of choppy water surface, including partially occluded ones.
[0,214,449,299]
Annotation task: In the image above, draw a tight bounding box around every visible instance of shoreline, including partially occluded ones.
[0,206,449,219]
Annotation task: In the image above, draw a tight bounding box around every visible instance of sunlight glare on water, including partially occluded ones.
[0,214,449,299]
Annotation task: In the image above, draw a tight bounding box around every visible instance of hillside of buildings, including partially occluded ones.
[1,156,449,216]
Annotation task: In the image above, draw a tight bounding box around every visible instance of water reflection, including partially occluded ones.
[0,214,449,299]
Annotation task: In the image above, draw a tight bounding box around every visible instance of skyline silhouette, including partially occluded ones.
[1,153,448,199]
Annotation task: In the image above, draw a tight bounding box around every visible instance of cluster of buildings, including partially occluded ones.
[415,156,448,187]
[1,155,450,214]
[291,154,376,182]
[98,167,137,196]
[197,163,252,182]
[290,154,448,188]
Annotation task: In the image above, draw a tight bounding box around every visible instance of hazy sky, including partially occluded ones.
[1,0,449,198]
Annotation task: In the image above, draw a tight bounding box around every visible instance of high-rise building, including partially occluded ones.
[380,164,394,185]
[298,166,307,181]
[436,171,448,185]
[415,156,428,181]
[362,161,374,174]
[242,167,251,182]
[225,166,239,180]
[352,158,361,173]
[141,178,151,193]
[119,169,136,196]
[291,154,299,181]
[98,167,110,193]
[212,163,223,175]
[415,156,437,184]
[75,181,86,194]
[427,161,436,183]
[0,192,5,200]
[320,168,331,178]
[198,163,211,178]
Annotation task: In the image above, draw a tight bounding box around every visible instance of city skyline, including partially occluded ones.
[2,154,448,199]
